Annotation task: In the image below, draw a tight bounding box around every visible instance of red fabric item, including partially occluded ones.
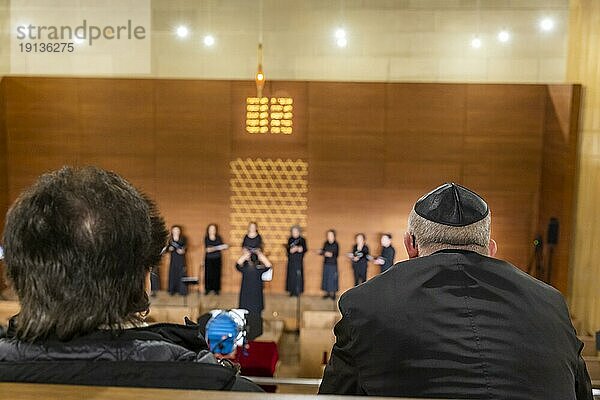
[235,341,279,393]
[235,340,279,377]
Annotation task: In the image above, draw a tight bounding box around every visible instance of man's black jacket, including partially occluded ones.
[0,322,262,392]
[319,250,592,399]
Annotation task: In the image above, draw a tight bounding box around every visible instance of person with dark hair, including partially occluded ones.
[319,229,339,300]
[348,233,369,286]
[167,225,187,296]
[320,183,592,399]
[242,221,262,252]
[285,225,307,297]
[236,248,272,340]
[373,233,395,274]
[0,166,262,392]
[204,223,228,296]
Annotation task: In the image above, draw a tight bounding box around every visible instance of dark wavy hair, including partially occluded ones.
[2,166,168,341]
[205,223,219,239]
[169,225,186,244]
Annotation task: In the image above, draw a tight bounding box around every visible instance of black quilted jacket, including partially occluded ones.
[0,322,262,392]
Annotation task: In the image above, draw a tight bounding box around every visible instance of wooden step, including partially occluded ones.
[579,335,598,357]
[584,356,600,380]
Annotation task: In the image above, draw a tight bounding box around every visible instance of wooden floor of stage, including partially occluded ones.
[150,290,339,316]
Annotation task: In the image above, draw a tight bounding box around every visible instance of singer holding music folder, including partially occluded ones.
[167,225,187,296]
[373,233,395,274]
[348,233,369,286]
[319,229,339,300]
[204,223,228,295]
[286,225,307,297]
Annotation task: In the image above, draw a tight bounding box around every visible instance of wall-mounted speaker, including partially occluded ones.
[547,218,559,245]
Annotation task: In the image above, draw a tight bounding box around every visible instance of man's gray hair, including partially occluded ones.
[407,209,491,256]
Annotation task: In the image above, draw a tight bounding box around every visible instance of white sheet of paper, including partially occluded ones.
[261,268,273,281]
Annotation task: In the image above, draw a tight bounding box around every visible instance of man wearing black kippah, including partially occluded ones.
[320,183,592,399]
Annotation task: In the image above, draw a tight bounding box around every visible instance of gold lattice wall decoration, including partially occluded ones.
[246,97,293,134]
[230,158,308,268]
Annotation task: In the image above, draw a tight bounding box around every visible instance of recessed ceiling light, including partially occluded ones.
[497,30,510,43]
[175,25,189,38]
[203,34,215,46]
[539,18,554,32]
[334,28,346,39]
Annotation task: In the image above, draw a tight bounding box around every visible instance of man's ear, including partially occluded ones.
[489,239,497,257]
[404,232,419,259]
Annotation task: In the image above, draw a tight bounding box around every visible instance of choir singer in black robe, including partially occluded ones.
[167,225,187,296]
[204,223,227,295]
[319,229,339,300]
[242,221,262,252]
[236,249,272,340]
[373,233,395,274]
[320,183,592,399]
[348,233,369,286]
[285,225,307,297]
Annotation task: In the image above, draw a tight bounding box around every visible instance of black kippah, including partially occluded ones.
[414,183,489,227]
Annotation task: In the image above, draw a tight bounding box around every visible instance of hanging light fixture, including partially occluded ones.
[255,43,265,98]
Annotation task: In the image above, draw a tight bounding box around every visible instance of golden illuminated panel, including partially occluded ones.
[246,97,293,134]
[229,158,308,267]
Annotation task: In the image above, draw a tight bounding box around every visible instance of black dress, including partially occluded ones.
[286,236,307,296]
[321,241,339,293]
[379,245,396,273]
[242,234,263,251]
[351,244,369,286]
[237,261,269,314]
[168,238,187,295]
[204,235,223,294]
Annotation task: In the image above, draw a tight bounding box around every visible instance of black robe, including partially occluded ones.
[242,234,263,251]
[321,241,339,292]
[168,238,187,295]
[237,261,269,314]
[379,245,395,273]
[286,236,307,295]
[204,235,223,293]
[351,244,369,286]
[320,250,592,399]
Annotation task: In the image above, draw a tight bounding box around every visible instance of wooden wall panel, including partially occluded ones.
[0,77,580,298]
[154,80,232,290]
[4,78,80,197]
[306,82,387,290]
[538,85,581,294]
[77,79,157,196]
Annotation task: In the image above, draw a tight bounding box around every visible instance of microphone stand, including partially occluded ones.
[295,267,301,336]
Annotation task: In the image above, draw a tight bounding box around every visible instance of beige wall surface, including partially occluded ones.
[0,0,9,76]
[566,0,600,335]
[153,0,569,82]
[3,0,569,82]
